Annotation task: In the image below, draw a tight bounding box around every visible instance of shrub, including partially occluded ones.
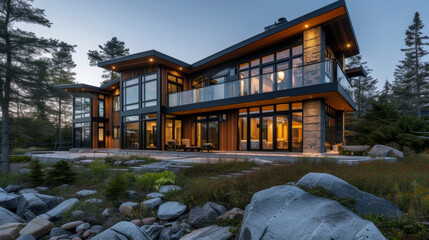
[300,185,356,212]
[135,171,176,192]
[105,172,128,201]
[46,160,76,185]
[10,155,31,163]
[89,159,109,183]
[132,203,156,219]
[28,158,44,186]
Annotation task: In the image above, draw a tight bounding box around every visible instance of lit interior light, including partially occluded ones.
[180,67,183,70]
[278,71,285,81]
[347,43,351,48]
[112,66,116,70]
[150,58,154,62]
[305,24,309,28]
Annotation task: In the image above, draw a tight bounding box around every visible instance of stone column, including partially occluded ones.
[303,26,326,86]
[335,111,345,144]
[303,99,325,153]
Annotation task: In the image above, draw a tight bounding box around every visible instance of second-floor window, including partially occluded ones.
[142,73,157,107]
[74,97,91,119]
[122,72,158,111]
[98,95,105,117]
[167,74,183,94]
[123,78,139,110]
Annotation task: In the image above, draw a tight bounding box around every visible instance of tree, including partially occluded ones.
[87,37,130,85]
[394,12,429,117]
[346,55,378,117]
[0,0,68,172]
[50,46,76,149]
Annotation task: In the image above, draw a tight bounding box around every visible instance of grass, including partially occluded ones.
[1,153,428,239]
[10,147,48,155]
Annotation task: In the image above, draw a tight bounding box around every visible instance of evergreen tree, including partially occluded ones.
[0,0,69,172]
[346,55,378,117]
[50,46,76,149]
[87,37,130,85]
[29,158,44,186]
[393,12,429,117]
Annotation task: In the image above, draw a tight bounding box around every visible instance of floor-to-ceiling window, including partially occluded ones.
[74,122,90,148]
[74,96,91,119]
[195,115,219,149]
[98,95,105,118]
[124,115,139,149]
[325,105,336,150]
[165,117,182,147]
[238,102,302,151]
[142,113,157,149]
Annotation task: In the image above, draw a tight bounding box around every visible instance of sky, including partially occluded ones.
[20,0,429,89]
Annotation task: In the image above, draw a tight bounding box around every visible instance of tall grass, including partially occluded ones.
[135,171,176,192]
[89,159,109,184]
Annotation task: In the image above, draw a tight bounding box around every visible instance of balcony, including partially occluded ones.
[168,60,353,108]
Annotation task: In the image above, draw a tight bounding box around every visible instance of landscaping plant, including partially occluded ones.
[46,160,76,185]
[29,158,44,186]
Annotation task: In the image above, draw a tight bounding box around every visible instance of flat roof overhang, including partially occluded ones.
[165,82,356,115]
[56,84,111,95]
[98,0,358,74]
[345,66,367,78]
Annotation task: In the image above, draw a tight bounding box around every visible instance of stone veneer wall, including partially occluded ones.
[303,26,326,86]
[303,99,325,153]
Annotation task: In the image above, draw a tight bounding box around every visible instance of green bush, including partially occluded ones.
[46,160,76,185]
[105,172,128,201]
[89,159,109,183]
[135,171,176,192]
[29,158,44,186]
[10,155,31,163]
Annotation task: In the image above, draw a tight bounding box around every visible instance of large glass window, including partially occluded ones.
[124,78,139,110]
[143,73,157,107]
[74,122,90,148]
[124,115,139,149]
[165,119,182,146]
[262,65,274,93]
[74,97,91,119]
[195,115,219,149]
[98,95,104,118]
[277,61,290,90]
[292,57,303,88]
[238,103,302,151]
[113,126,120,139]
[325,105,336,150]
[145,120,157,149]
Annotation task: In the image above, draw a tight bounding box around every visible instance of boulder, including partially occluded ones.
[142,198,163,210]
[159,227,184,240]
[217,208,244,220]
[4,185,22,193]
[35,187,49,192]
[91,221,152,240]
[75,190,97,198]
[296,172,402,218]
[180,225,232,240]
[89,225,103,234]
[146,192,165,199]
[61,221,84,230]
[49,227,72,238]
[75,222,91,233]
[18,189,38,194]
[119,202,139,213]
[84,198,102,204]
[16,235,35,240]
[101,208,111,216]
[19,216,54,238]
[158,185,181,194]
[126,190,138,198]
[369,144,403,158]
[82,229,90,238]
[39,198,79,221]
[140,225,164,239]
[142,217,156,225]
[123,160,146,166]
[188,202,226,228]
[72,210,84,218]
[341,145,370,152]
[0,187,19,210]
[157,202,187,221]
[130,219,142,226]
[0,207,25,225]
[0,223,26,240]
[16,193,63,221]
[236,185,385,240]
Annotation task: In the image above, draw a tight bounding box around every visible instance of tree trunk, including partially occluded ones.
[58,97,62,148]
[1,103,10,172]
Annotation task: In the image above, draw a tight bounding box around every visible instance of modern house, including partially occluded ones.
[60,0,364,153]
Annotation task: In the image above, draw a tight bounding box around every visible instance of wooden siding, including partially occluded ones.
[121,66,158,80]
[219,110,238,151]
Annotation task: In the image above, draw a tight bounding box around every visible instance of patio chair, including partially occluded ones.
[167,140,176,151]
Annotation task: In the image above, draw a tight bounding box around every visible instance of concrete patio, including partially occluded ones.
[26,149,397,165]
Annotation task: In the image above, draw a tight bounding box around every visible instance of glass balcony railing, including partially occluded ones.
[168,60,353,107]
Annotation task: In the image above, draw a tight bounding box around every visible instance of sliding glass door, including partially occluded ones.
[195,116,219,149]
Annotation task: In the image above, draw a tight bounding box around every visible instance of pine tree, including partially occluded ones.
[394,12,429,117]
[29,158,44,186]
[50,46,76,149]
[87,37,130,85]
[346,55,378,117]
[0,0,69,172]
